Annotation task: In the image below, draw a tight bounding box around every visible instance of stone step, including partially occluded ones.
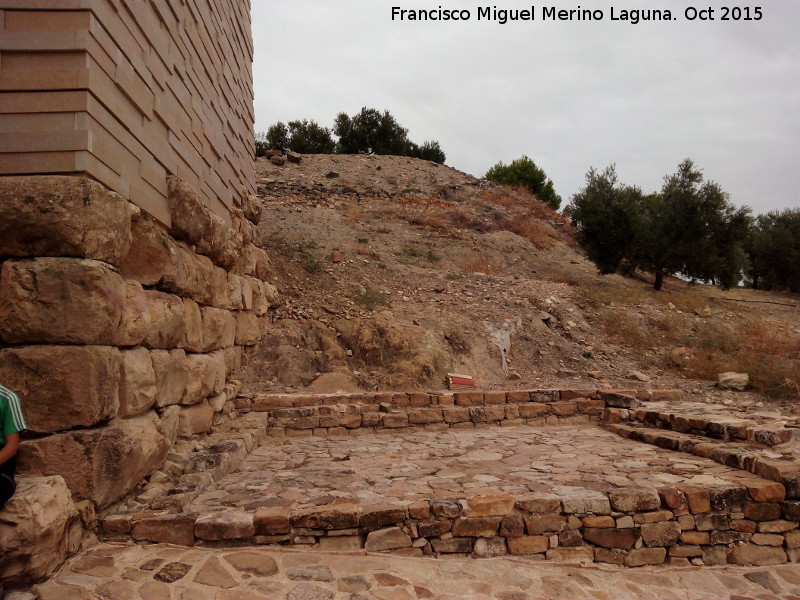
[248,387,667,436]
[606,405,800,447]
[604,421,800,499]
[100,481,800,566]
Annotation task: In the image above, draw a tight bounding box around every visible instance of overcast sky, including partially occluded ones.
[251,1,799,214]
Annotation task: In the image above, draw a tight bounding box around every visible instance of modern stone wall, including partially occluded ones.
[0,0,254,226]
[0,174,274,513]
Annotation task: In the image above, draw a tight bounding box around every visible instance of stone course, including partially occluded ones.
[0,175,276,585]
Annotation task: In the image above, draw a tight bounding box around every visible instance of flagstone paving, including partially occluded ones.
[188,425,769,513]
[23,542,800,600]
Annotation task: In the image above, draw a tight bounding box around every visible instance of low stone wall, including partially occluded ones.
[254,389,633,437]
[0,174,275,584]
[102,482,799,567]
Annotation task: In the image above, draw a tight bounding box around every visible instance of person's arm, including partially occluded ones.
[0,432,19,467]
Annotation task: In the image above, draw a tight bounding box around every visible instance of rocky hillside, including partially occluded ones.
[242,154,800,410]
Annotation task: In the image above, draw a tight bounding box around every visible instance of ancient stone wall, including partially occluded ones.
[0,174,274,584]
[0,0,254,226]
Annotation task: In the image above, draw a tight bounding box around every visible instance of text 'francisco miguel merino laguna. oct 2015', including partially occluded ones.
[390,6,764,24]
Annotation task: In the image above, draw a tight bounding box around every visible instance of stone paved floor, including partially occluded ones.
[22,542,800,600]
[189,425,766,513]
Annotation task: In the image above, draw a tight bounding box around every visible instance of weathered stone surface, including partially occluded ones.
[583,528,639,550]
[177,403,215,437]
[744,502,782,522]
[201,307,237,352]
[287,566,334,582]
[254,508,291,535]
[431,537,473,554]
[360,504,406,528]
[120,210,170,285]
[151,349,190,407]
[364,527,412,551]
[464,493,515,517]
[181,351,226,405]
[291,504,360,530]
[727,543,787,566]
[153,562,192,583]
[500,513,525,537]
[161,242,229,307]
[143,290,186,348]
[417,519,451,538]
[515,493,561,514]
[743,480,786,502]
[640,521,681,547]
[546,547,594,563]
[608,488,661,513]
[0,175,133,266]
[452,517,500,538]
[0,345,121,434]
[0,476,82,585]
[525,516,566,535]
[507,535,549,555]
[473,537,507,558]
[235,311,262,345]
[286,583,334,600]
[0,258,147,345]
[430,499,462,518]
[717,372,749,390]
[195,511,255,541]
[193,556,238,589]
[119,347,157,417]
[169,179,243,270]
[131,514,196,546]
[18,411,170,508]
[600,390,640,408]
[224,552,278,576]
[625,547,666,567]
[554,487,611,514]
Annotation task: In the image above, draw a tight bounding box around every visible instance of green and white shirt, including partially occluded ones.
[0,385,26,445]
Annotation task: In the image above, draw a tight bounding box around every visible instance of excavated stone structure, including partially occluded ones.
[0,0,269,586]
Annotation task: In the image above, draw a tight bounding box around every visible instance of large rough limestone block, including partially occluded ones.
[18,411,170,508]
[177,402,214,437]
[291,504,361,530]
[0,476,82,586]
[232,243,272,281]
[718,372,749,391]
[582,528,639,550]
[120,210,171,285]
[251,278,278,315]
[241,193,262,225]
[0,258,150,346]
[180,298,204,352]
[160,243,229,308]
[151,349,189,407]
[159,405,182,446]
[119,347,157,417]
[143,290,186,348]
[0,345,121,434]
[167,177,243,269]
[201,307,236,351]
[0,175,133,267]
[181,351,226,405]
[235,311,262,346]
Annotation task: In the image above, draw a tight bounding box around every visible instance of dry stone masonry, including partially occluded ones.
[0,175,275,585]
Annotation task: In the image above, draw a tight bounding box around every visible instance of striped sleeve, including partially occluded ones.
[0,385,26,434]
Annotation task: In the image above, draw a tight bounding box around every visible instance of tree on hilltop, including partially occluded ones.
[568,159,751,290]
[485,156,562,210]
[264,119,335,154]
